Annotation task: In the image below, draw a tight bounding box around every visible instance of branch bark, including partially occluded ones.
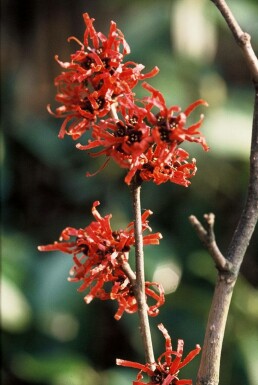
[193,2,258,384]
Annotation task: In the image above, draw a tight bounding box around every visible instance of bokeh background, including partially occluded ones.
[1,0,258,384]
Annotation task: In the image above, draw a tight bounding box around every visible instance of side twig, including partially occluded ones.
[189,214,233,271]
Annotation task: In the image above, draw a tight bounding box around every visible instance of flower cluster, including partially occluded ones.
[50,13,209,186]
[77,87,208,185]
[117,323,201,385]
[49,13,158,140]
[38,201,164,320]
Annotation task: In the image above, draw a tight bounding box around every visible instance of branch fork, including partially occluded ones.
[189,213,233,272]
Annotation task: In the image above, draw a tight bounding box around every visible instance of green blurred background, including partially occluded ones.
[1,0,258,384]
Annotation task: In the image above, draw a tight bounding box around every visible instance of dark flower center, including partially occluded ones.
[156,113,179,142]
[169,117,179,129]
[156,114,166,126]
[150,369,177,385]
[81,96,105,113]
[95,47,103,55]
[82,244,89,255]
[122,245,130,252]
[159,127,170,142]
[117,275,125,284]
[82,56,94,70]
[81,98,94,113]
[96,96,105,110]
[101,57,115,75]
[115,122,141,143]
[127,129,142,144]
[112,231,121,241]
[151,369,166,384]
[128,115,138,125]
[115,122,128,137]
[142,163,154,172]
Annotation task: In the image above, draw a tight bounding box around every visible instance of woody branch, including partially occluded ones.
[191,1,258,384]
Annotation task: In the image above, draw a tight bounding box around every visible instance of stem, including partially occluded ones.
[196,275,235,385]
[195,3,258,378]
[194,3,258,383]
[110,103,155,364]
[131,175,155,366]
[197,46,258,385]
[227,85,258,269]
[196,86,258,385]
[110,102,156,363]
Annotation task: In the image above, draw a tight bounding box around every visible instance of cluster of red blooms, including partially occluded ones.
[49,12,158,141]
[42,13,205,384]
[117,323,201,385]
[38,201,164,320]
[50,13,209,186]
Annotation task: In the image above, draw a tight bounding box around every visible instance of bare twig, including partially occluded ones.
[189,214,233,271]
[131,176,155,367]
[193,2,258,384]
[211,0,258,82]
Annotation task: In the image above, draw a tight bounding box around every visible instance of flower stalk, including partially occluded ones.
[131,174,155,367]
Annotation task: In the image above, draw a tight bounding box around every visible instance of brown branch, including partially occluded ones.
[196,90,258,385]
[189,213,233,271]
[211,0,258,82]
[131,176,155,367]
[226,86,258,270]
[193,2,258,384]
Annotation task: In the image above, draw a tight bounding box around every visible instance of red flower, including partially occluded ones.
[77,101,153,160]
[48,13,208,186]
[97,274,165,320]
[142,82,209,151]
[74,80,208,185]
[124,146,196,186]
[49,13,158,140]
[117,323,201,385]
[38,201,163,319]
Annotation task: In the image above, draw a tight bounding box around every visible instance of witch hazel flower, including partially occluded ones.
[117,323,201,385]
[76,87,208,186]
[98,273,165,320]
[122,86,209,185]
[38,201,163,320]
[48,13,159,140]
[77,101,153,163]
[48,12,208,188]
[124,146,197,186]
[142,82,209,151]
